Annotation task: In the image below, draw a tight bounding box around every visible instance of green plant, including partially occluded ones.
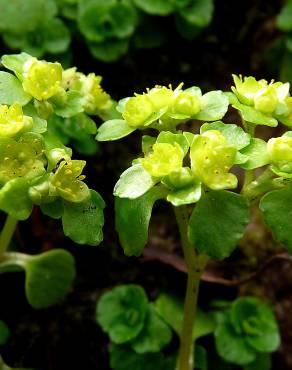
[0,52,106,309]
[95,74,292,369]
[96,286,213,370]
[214,297,280,367]
[0,0,214,63]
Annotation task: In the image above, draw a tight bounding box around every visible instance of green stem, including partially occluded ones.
[174,206,207,370]
[242,120,255,190]
[0,216,18,256]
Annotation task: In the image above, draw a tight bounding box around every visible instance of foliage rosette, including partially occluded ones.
[214,297,280,366]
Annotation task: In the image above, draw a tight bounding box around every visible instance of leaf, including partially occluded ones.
[40,198,64,219]
[62,190,105,246]
[96,119,135,141]
[130,305,172,353]
[195,346,208,370]
[229,94,278,127]
[167,182,202,206]
[0,179,33,220]
[0,72,31,106]
[110,344,167,370]
[1,52,31,80]
[243,353,272,370]
[115,186,166,256]
[133,0,174,15]
[215,315,257,365]
[24,249,76,309]
[0,321,10,345]
[239,138,270,170]
[156,131,189,155]
[178,0,214,27]
[260,186,292,253]
[200,121,250,150]
[0,0,45,33]
[23,104,47,133]
[154,292,215,339]
[188,190,250,260]
[44,18,71,54]
[88,38,129,62]
[276,0,292,31]
[53,91,85,118]
[114,164,156,199]
[194,91,229,121]
[96,285,148,344]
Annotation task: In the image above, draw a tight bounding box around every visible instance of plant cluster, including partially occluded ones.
[0,0,214,63]
[95,74,292,369]
[1,51,292,369]
[0,52,109,310]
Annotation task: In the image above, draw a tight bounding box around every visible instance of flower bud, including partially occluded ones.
[123,95,154,127]
[0,103,32,137]
[173,92,201,116]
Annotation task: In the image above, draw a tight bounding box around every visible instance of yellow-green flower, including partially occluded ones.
[147,86,175,110]
[191,130,237,190]
[0,103,32,137]
[140,142,184,178]
[123,95,154,127]
[267,135,292,176]
[22,59,62,100]
[50,159,90,202]
[173,91,201,116]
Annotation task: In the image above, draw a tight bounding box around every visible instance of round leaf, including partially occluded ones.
[96,119,135,141]
[96,285,148,344]
[188,190,250,260]
[0,72,31,106]
[25,249,76,309]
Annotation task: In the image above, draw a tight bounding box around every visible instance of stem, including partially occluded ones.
[0,216,18,256]
[174,206,208,370]
[242,120,255,191]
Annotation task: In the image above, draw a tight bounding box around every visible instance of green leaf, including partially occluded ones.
[260,186,292,253]
[1,52,31,80]
[62,190,105,246]
[243,353,272,370]
[194,91,229,121]
[110,344,167,370]
[53,91,85,118]
[40,198,64,219]
[133,0,174,15]
[154,292,215,339]
[0,321,10,345]
[96,284,148,344]
[156,131,189,155]
[0,0,45,33]
[96,119,135,141]
[276,0,292,31]
[246,304,280,353]
[115,186,166,256]
[239,138,270,170]
[88,38,129,62]
[0,72,31,106]
[23,104,47,134]
[178,0,214,27]
[200,121,250,150]
[228,93,278,127]
[167,182,202,206]
[24,249,76,309]
[215,315,257,365]
[130,305,172,353]
[0,179,33,220]
[195,346,208,370]
[44,18,71,54]
[114,164,156,199]
[189,190,250,259]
